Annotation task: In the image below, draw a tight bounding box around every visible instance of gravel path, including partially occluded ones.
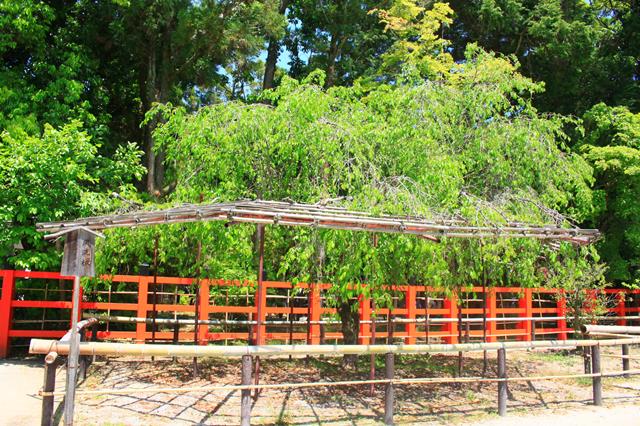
[0,358,66,426]
[471,404,640,426]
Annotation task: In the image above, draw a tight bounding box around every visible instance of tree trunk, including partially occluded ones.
[338,301,359,368]
[325,33,344,89]
[262,0,289,91]
[144,41,158,194]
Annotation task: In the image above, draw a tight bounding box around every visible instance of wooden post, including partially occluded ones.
[530,319,536,341]
[370,300,377,397]
[254,224,265,399]
[622,344,630,377]
[172,323,179,363]
[497,348,507,416]
[384,352,394,425]
[151,236,159,349]
[193,240,202,377]
[288,288,293,360]
[241,355,252,426]
[457,304,463,376]
[0,270,15,358]
[63,275,81,426]
[41,358,61,426]
[591,345,602,406]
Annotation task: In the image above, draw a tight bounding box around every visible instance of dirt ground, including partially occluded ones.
[2,347,639,425]
[0,358,66,426]
[61,346,640,425]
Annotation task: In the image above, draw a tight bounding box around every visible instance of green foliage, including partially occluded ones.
[371,1,454,82]
[447,0,639,115]
[581,103,640,283]
[547,246,610,335]
[99,46,599,319]
[0,122,144,269]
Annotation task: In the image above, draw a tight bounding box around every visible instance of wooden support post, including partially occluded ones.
[406,287,417,344]
[384,352,394,426]
[591,344,602,406]
[241,355,252,426]
[497,348,507,416]
[172,323,179,363]
[255,225,266,345]
[41,359,61,426]
[0,270,15,358]
[254,224,265,399]
[288,288,293,359]
[63,275,81,426]
[622,344,630,377]
[90,322,98,363]
[370,300,377,397]
[151,236,159,350]
[457,305,463,376]
[530,319,536,342]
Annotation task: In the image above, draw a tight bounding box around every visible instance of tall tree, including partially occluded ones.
[286,0,392,87]
[581,103,640,283]
[447,0,639,115]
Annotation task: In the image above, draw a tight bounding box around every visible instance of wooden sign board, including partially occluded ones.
[60,228,98,277]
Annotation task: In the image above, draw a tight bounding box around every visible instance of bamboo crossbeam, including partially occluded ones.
[36,200,599,242]
[583,325,640,335]
[39,368,640,397]
[29,337,640,358]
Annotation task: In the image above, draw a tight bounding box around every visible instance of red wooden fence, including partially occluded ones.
[1,270,638,358]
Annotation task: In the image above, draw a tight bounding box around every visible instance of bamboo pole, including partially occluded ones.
[583,325,640,335]
[30,337,640,358]
[36,200,600,242]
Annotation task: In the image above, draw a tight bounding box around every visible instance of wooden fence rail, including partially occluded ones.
[3,269,640,357]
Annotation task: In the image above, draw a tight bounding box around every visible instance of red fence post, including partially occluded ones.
[136,277,149,343]
[518,289,533,341]
[406,287,417,344]
[557,294,568,340]
[254,281,268,345]
[310,284,321,344]
[198,280,210,344]
[359,292,371,344]
[617,292,626,326]
[487,288,497,342]
[0,270,16,358]
[444,292,458,344]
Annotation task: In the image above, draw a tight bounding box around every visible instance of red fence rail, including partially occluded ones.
[1,270,639,358]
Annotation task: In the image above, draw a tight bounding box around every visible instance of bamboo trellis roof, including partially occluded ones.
[36,200,599,243]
